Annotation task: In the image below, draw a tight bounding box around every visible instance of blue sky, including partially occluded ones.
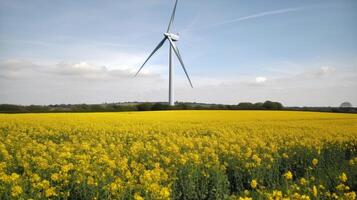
[0,0,356,106]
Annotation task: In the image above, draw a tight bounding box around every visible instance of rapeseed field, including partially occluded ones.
[0,111,356,199]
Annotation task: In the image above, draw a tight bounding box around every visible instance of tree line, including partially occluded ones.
[0,101,355,113]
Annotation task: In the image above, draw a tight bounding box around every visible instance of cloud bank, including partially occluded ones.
[0,59,356,107]
[0,59,167,104]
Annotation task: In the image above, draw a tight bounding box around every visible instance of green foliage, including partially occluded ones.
[1,101,357,113]
[137,103,153,111]
[173,165,229,200]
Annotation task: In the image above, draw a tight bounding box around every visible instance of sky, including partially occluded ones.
[0,0,356,106]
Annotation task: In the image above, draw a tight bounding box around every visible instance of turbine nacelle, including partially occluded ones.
[164,33,180,41]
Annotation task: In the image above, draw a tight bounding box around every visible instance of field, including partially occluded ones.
[0,111,356,200]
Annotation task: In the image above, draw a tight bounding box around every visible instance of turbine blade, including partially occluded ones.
[167,0,179,32]
[135,37,167,76]
[167,37,193,88]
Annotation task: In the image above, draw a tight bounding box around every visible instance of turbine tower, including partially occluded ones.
[135,0,193,106]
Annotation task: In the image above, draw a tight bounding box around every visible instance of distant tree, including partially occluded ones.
[27,105,47,112]
[152,103,171,111]
[137,103,153,111]
[77,104,89,111]
[226,105,237,110]
[174,103,190,110]
[262,101,283,110]
[237,102,254,109]
[0,104,25,113]
[340,102,353,108]
[253,102,264,109]
[88,105,103,112]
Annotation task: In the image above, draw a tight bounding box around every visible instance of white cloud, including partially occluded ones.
[0,59,42,79]
[317,66,335,77]
[0,59,167,104]
[175,65,357,106]
[0,59,356,107]
[0,59,160,81]
[255,77,267,84]
[231,76,268,86]
[51,62,131,80]
[298,66,336,79]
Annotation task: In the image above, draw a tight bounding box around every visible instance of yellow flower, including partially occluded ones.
[61,163,73,173]
[332,193,339,199]
[10,173,20,182]
[239,197,252,200]
[312,185,318,198]
[300,178,307,186]
[87,176,95,186]
[31,174,41,182]
[310,176,315,181]
[110,182,118,192]
[292,193,311,200]
[134,193,144,200]
[344,191,356,200]
[244,190,250,196]
[339,172,348,182]
[11,185,22,197]
[160,187,170,199]
[271,190,283,198]
[349,159,355,166]
[282,153,289,159]
[336,183,346,191]
[45,187,57,197]
[319,184,325,190]
[51,173,60,181]
[1,110,356,199]
[283,171,293,180]
[312,158,318,166]
[250,179,257,189]
[252,154,261,165]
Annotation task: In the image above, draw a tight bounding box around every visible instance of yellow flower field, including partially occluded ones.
[0,111,356,199]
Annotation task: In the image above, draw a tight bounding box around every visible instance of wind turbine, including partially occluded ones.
[135,0,193,106]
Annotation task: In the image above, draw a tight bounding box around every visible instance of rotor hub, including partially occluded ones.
[164,33,180,41]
